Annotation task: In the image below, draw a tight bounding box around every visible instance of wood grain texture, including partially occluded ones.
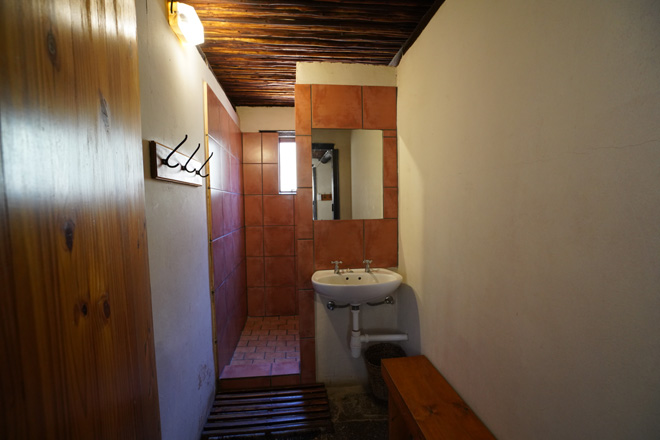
[185,0,435,106]
[0,0,160,438]
[382,356,496,440]
[202,384,333,438]
[150,141,204,186]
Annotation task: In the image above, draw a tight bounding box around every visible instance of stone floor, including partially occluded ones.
[310,385,388,440]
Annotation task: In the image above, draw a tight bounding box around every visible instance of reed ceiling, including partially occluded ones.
[186,0,440,107]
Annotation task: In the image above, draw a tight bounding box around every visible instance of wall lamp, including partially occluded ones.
[168,1,205,46]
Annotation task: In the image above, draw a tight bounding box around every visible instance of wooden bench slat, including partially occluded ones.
[382,355,496,440]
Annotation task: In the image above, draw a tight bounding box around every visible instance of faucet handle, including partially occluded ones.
[363,259,373,272]
[331,260,343,274]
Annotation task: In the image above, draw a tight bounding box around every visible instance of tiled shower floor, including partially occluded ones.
[220,316,300,379]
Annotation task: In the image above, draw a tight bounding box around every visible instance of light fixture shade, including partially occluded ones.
[168,2,205,46]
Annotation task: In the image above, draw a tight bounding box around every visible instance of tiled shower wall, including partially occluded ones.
[243,132,298,317]
[207,85,247,375]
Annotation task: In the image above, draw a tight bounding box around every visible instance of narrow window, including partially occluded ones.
[279,132,297,194]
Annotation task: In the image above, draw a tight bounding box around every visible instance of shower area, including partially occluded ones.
[205,87,312,386]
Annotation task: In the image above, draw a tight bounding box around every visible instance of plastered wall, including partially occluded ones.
[397,0,660,438]
[136,0,239,438]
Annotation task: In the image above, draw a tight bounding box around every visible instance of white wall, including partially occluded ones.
[397,0,660,439]
[136,1,238,438]
[297,62,396,86]
[236,106,294,132]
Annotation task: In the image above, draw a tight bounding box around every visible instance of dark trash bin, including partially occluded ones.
[364,343,406,401]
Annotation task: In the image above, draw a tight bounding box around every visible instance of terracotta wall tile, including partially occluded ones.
[230,154,241,193]
[364,219,398,268]
[264,256,296,286]
[208,89,247,381]
[210,189,224,240]
[242,132,261,163]
[298,290,314,338]
[262,132,279,163]
[262,164,279,195]
[311,84,362,129]
[230,193,243,232]
[222,192,235,234]
[208,137,224,191]
[295,84,311,135]
[363,86,397,130]
[264,226,295,256]
[263,195,294,225]
[314,220,364,270]
[300,338,316,384]
[295,188,313,239]
[296,240,313,289]
[238,195,245,229]
[215,284,230,366]
[246,257,265,287]
[207,86,223,144]
[383,187,398,219]
[212,238,227,290]
[225,268,240,311]
[247,287,265,316]
[230,119,243,162]
[244,195,263,226]
[219,106,230,149]
[219,147,231,191]
[214,282,228,337]
[236,228,246,261]
[245,227,263,257]
[296,136,312,188]
[383,130,397,137]
[265,286,296,316]
[383,137,398,188]
[243,164,263,195]
[223,232,236,273]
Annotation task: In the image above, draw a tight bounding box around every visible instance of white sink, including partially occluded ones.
[311,268,402,305]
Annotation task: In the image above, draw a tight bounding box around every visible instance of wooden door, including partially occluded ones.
[0,0,161,438]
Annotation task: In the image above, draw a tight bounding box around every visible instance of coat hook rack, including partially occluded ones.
[149,136,212,187]
[197,152,213,178]
[163,135,188,168]
[182,144,201,174]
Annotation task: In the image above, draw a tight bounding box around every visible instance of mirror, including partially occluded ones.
[312,129,383,220]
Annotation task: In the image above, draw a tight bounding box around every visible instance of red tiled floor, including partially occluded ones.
[220,315,300,379]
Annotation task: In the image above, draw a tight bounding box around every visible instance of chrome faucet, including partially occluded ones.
[363,259,373,273]
[331,260,343,274]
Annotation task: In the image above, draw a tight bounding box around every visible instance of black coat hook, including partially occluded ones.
[197,152,213,178]
[163,135,187,168]
[182,144,201,174]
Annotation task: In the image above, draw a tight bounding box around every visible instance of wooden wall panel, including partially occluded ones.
[0,0,160,438]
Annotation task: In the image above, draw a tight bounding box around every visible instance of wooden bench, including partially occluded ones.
[382,355,496,439]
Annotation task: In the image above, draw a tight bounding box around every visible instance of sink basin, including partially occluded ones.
[311,268,402,305]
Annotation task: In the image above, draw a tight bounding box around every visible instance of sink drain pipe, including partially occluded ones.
[349,305,408,358]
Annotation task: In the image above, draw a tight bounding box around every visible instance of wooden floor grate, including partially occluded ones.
[201,383,334,439]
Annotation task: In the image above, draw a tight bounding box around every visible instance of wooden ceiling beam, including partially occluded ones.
[185,0,436,106]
